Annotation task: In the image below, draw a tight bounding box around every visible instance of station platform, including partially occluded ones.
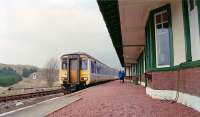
[47,80,200,117]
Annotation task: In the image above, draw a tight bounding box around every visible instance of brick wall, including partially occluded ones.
[147,67,200,97]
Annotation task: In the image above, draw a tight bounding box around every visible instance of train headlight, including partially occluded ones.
[81,77,88,81]
[62,77,68,81]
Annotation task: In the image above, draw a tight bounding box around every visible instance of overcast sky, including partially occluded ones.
[0,0,121,69]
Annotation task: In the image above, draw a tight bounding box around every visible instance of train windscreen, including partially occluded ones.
[62,62,68,69]
[81,59,88,70]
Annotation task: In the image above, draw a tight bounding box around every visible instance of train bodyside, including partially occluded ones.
[89,59,118,84]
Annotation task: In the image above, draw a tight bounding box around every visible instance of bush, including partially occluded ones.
[0,67,22,87]
[22,68,37,77]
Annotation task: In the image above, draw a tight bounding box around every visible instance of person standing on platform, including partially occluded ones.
[118,70,125,83]
[121,70,125,83]
[118,70,122,83]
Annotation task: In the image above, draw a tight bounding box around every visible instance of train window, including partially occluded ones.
[97,63,103,74]
[96,63,101,74]
[91,61,95,73]
[81,59,88,70]
[96,63,99,74]
[62,62,68,69]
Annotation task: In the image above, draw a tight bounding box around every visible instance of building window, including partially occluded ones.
[187,0,200,60]
[154,10,171,67]
[145,4,173,70]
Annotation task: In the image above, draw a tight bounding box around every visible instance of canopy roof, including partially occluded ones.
[97,0,169,67]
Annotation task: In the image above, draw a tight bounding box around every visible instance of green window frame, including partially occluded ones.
[182,0,192,62]
[145,4,174,71]
[182,0,200,62]
[197,1,200,32]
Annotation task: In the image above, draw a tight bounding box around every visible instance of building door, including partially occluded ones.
[69,59,79,84]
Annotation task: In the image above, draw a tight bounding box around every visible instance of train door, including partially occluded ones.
[69,59,79,84]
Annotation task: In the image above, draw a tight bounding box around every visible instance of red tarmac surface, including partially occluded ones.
[47,80,200,117]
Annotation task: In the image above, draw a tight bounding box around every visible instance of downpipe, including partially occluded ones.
[173,62,185,103]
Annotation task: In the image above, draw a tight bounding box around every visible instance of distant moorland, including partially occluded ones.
[0,63,38,87]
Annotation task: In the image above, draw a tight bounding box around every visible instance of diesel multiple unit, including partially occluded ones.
[59,53,118,89]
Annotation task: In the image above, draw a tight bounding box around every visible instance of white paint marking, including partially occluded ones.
[0,96,61,116]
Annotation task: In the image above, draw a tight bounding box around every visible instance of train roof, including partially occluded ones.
[61,52,118,70]
[61,52,95,59]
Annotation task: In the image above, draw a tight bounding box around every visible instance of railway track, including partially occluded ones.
[0,80,115,103]
[0,88,64,102]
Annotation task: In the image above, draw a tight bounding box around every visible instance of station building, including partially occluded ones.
[97,0,200,112]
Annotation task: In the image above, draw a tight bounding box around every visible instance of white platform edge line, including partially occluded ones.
[0,97,61,117]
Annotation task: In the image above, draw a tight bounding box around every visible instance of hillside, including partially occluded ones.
[11,70,60,89]
[11,71,48,88]
[0,67,22,86]
[0,63,38,76]
[0,63,38,87]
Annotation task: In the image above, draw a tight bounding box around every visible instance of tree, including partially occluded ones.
[44,58,59,87]
[0,67,22,87]
[22,68,37,77]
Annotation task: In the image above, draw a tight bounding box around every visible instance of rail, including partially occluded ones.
[0,88,64,102]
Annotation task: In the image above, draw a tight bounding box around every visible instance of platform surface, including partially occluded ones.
[47,80,200,117]
[1,95,81,117]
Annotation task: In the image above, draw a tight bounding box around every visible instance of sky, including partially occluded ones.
[0,0,121,69]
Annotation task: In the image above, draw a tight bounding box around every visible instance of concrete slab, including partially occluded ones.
[0,95,81,117]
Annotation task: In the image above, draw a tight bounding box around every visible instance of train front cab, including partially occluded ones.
[59,55,91,88]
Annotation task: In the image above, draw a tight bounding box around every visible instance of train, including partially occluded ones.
[59,52,118,89]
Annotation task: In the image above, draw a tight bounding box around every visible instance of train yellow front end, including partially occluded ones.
[79,57,90,85]
[59,57,68,85]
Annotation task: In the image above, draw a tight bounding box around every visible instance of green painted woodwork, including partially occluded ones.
[182,0,192,62]
[145,4,174,71]
[196,1,200,47]
[148,60,200,72]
